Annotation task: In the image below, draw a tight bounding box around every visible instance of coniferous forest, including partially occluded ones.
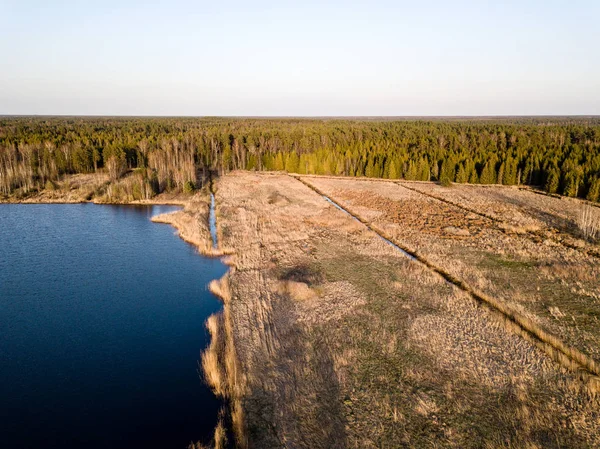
[1,116,600,201]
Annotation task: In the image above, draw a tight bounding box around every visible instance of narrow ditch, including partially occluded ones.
[209,192,218,248]
[322,195,415,261]
[208,174,219,249]
[293,175,600,392]
[202,183,239,449]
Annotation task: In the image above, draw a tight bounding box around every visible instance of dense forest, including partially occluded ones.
[1,116,600,202]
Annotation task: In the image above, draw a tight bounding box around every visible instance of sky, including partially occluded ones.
[1,0,599,116]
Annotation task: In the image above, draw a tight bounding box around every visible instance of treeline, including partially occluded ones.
[1,116,600,201]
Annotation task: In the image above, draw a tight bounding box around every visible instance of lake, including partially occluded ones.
[0,204,228,449]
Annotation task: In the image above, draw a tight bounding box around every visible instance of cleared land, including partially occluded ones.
[206,172,599,449]
[302,177,600,367]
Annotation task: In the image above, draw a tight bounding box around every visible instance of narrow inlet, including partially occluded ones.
[209,193,218,248]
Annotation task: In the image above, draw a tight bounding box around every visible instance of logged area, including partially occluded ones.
[208,172,599,448]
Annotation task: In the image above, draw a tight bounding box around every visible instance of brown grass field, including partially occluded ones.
[4,171,600,448]
[303,176,600,366]
[203,172,600,449]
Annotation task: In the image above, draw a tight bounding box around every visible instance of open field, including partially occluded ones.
[205,172,599,448]
[302,176,600,368]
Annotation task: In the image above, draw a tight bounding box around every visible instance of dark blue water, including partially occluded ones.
[0,204,228,449]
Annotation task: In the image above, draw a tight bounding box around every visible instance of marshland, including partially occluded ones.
[1,117,600,448]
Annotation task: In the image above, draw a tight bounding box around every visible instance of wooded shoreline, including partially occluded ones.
[2,117,600,203]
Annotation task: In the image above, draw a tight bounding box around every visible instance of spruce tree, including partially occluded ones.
[545,168,560,194]
[388,160,399,179]
[418,158,431,181]
[439,158,456,186]
[586,177,600,202]
[405,160,418,180]
[479,161,497,184]
[497,162,505,185]
[562,169,580,197]
[468,167,478,184]
[456,163,468,183]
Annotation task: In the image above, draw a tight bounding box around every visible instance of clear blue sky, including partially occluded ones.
[1,0,598,116]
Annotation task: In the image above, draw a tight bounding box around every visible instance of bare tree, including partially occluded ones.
[578,204,599,241]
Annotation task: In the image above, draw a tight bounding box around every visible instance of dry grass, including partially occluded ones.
[203,275,248,448]
[398,180,599,255]
[304,176,600,367]
[202,314,226,396]
[209,171,600,448]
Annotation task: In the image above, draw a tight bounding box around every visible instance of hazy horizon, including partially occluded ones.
[2,114,600,119]
[2,0,599,116]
